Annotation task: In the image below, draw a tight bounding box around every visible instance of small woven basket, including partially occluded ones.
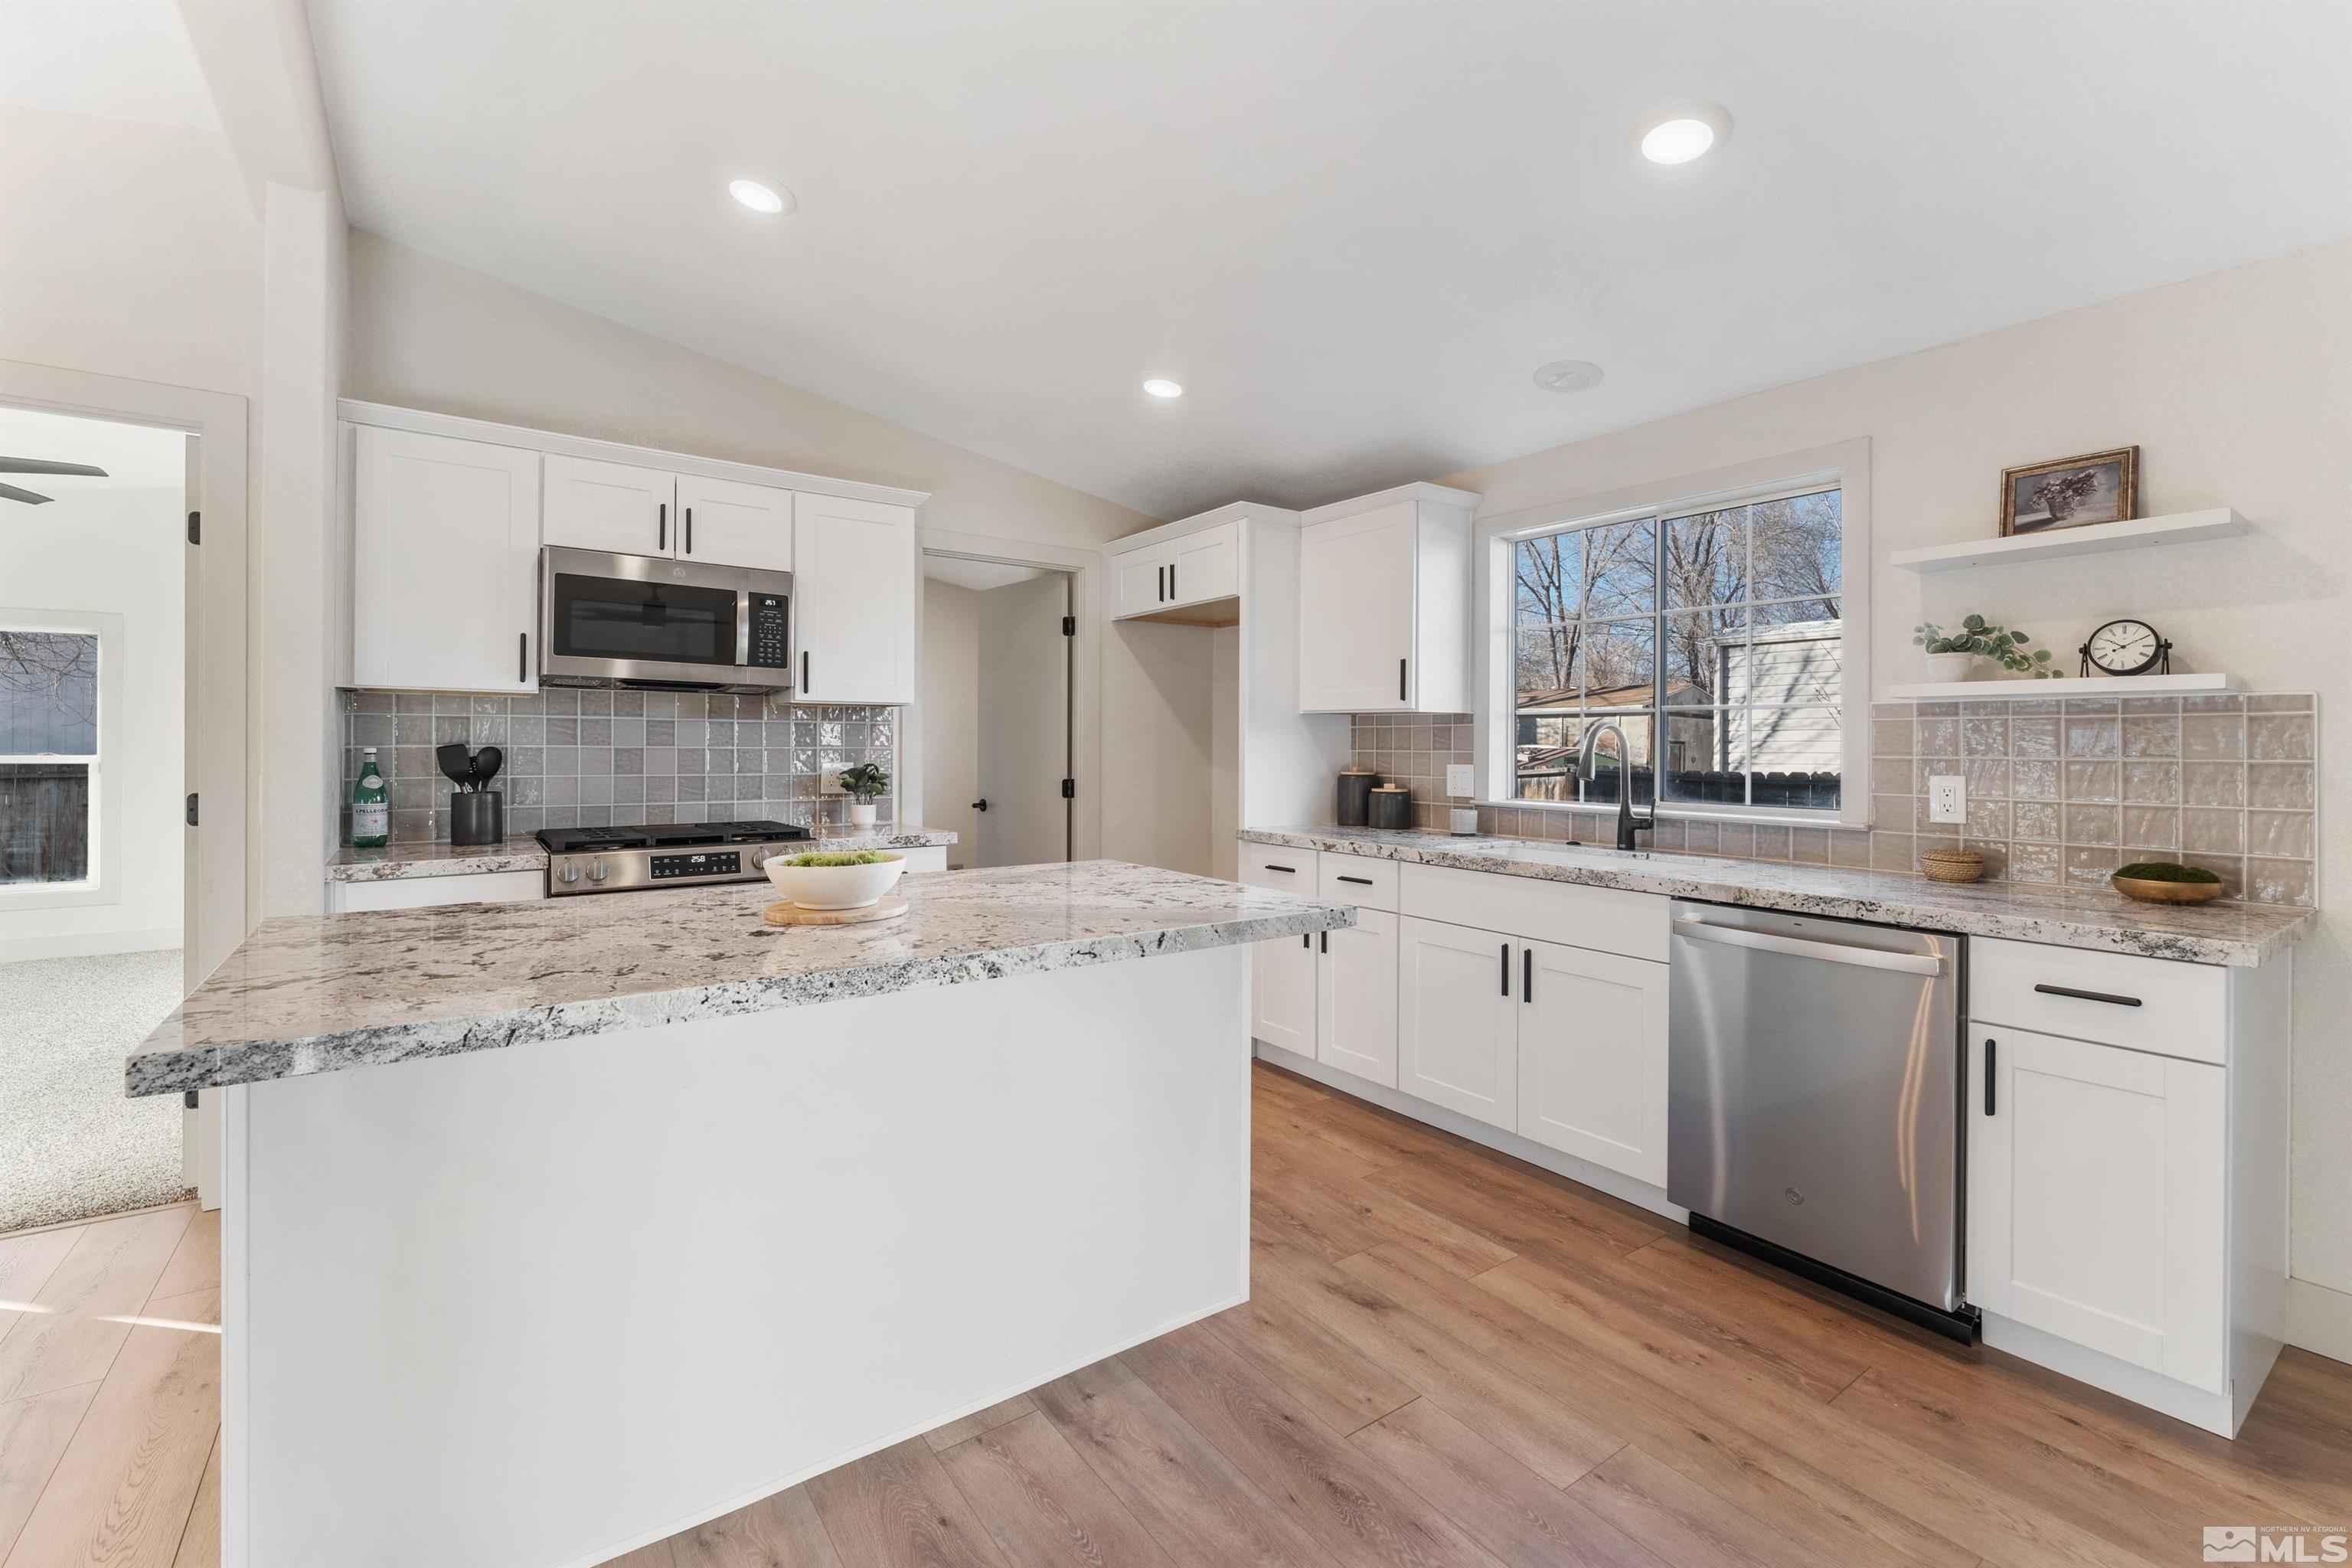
[1919,847,1985,884]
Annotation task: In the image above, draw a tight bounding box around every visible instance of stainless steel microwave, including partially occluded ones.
[538,547,792,691]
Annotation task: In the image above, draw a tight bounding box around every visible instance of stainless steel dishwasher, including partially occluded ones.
[1667,901,1971,1339]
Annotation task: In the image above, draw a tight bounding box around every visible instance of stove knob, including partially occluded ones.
[558,859,581,885]
[749,848,769,869]
[588,857,608,884]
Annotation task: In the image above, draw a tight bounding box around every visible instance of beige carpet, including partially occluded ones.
[0,949,191,1232]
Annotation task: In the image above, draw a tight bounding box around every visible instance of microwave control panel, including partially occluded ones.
[748,593,789,669]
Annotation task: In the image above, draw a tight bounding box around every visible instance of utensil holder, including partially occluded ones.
[449,791,504,847]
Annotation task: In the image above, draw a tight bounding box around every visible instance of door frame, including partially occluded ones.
[909,528,1104,863]
[4,358,251,1207]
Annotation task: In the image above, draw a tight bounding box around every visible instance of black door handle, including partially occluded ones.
[1500,941,1511,997]
[1523,946,1533,1004]
[684,506,693,555]
[1399,658,1408,703]
[658,502,666,551]
[971,799,988,812]
[2033,983,2142,1008]
[1984,1037,1997,1115]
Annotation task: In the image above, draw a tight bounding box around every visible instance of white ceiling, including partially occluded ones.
[923,554,1054,593]
[0,0,218,131]
[309,1,2352,521]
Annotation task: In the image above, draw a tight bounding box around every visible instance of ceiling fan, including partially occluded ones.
[1,456,110,505]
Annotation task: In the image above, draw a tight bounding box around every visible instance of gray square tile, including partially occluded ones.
[2122,760,2180,804]
[2181,808,2243,854]
[2011,759,2059,800]
[2121,805,2178,851]
[2063,803,2118,846]
[2246,763,2314,810]
[2010,717,2059,759]
[2063,718,2118,759]
[2063,761,2118,802]
[2181,761,2245,808]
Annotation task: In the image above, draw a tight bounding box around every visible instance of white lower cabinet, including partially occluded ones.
[1968,1021,2226,1393]
[1516,939,1670,1187]
[1243,849,1318,1056]
[1396,916,1520,1129]
[1318,908,1397,1086]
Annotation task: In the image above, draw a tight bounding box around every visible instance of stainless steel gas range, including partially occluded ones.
[534,820,814,897]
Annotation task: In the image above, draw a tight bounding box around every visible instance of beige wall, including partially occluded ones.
[1442,241,2352,1298]
[345,232,1153,550]
[919,580,981,867]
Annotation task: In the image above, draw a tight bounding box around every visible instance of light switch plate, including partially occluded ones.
[1445,763,1475,798]
[1927,774,1966,825]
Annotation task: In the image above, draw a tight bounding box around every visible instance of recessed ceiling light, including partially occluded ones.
[1142,378,1184,399]
[1534,360,1605,394]
[1636,102,1731,165]
[728,178,791,214]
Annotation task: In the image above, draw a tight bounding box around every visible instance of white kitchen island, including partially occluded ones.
[128,861,1351,1568]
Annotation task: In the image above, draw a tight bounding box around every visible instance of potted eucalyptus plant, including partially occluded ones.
[838,760,890,831]
[1913,615,2055,681]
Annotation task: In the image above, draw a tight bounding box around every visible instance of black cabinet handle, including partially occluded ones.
[1337,874,1373,886]
[2033,982,2141,1008]
[1262,863,1296,873]
[1170,559,1178,599]
[1984,1037,1997,1115]
[801,652,810,691]
[658,502,667,551]
[1500,941,1511,998]
[518,631,527,683]
[1320,929,1328,955]
[1399,658,1408,703]
[1523,946,1533,1004]
[684,506,693,555]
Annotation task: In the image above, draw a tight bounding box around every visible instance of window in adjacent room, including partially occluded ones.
[0,625,101,884]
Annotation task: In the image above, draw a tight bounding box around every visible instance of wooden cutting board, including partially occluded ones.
[762,896,909,928]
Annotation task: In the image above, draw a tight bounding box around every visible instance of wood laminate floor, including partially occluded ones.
[4,1063,2345,1566]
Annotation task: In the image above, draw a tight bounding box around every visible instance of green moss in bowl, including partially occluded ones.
[779,850,894,867]
[2115,862,2221,884]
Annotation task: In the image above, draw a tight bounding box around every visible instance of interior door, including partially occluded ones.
[1967,1024,2225,1390]
[792,494,916,703]
[1397,916,1517,1128]
[352,426,541,693]
[675,473,793,571]
[1517,940,1668,1184]
[1298,501,1416,710]
[542,454,674,557]
[1318,906,1398,1086]
[976,571,1072,866]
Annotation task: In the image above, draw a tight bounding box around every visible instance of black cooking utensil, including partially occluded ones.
[473,746,504,786]
[436,743,476,790]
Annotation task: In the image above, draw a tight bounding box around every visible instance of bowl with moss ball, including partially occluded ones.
[2112,861,2226,905]
[763,849,906,910]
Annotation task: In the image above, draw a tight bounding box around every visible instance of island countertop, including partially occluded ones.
[130,860,1350,1096]
[1242,826,2316,967]
[326,829,960,883]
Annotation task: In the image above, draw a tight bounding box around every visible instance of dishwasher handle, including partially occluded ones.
[1672,913,1945,976]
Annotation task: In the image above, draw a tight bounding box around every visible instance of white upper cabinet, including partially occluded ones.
[352,427,542,694]
[1110,521,1241,622]
[792,493,917,704]
[675,472,794,572]
[1297,485,1475,712]
[542,455,675,557]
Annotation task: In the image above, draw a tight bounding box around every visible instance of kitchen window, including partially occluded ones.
[0,619,110,895]
[1499,456,1865,823]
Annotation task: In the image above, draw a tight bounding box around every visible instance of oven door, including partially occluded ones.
[540,547,792,688]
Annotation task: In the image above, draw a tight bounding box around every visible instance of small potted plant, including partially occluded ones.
[837,761,890,831]
[1913,615,2055,681]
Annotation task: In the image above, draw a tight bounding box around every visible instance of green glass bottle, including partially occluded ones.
[351,746,390,848]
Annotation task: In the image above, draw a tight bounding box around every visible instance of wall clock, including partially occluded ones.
[2078,619,2173,678]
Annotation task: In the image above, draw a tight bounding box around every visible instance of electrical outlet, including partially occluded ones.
[1927,775,1966,825]
[1445,763,1475,797]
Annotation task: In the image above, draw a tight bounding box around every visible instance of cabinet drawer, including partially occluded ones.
[1399,862,1668,962]
[1318,851,1399,911]
[1244,844,1316,888]
[1970,936,2226,1065]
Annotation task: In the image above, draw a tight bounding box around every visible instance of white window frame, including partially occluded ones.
[0,608,126,908]
[1473,438,1872,828]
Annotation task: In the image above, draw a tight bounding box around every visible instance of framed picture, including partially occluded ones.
[2000,446,2138,536]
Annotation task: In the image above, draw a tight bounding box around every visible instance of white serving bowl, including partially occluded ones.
[761,851,906,910]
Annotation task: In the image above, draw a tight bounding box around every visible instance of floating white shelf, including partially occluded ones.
[1886,673,2246,701]
[1890,508,2246,573]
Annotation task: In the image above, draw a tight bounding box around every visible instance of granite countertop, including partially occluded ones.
[1242,826,2317,967]
[328,830,960,883]
[130,860,1350,1096]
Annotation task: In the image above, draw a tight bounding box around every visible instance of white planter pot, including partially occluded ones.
[848,802,878,831]
[1925,652,1976,683]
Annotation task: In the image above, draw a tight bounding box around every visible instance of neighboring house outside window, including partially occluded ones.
[0,624,102,885]
[1501,469,1860,821]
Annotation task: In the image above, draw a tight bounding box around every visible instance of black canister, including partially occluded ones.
[449,790,505,847]
[1367,784,1413,831]
[1336,767,1378,827]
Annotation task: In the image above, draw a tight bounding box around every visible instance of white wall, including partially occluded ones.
[1210,627,1240,881]
[1099,622,1216,877]
[920,580,980,868]
[0,417,188,961]
[1441,241,2352,1301]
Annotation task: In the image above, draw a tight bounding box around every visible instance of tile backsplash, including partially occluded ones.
[1347,693,2318,906]
[339,688,898,844]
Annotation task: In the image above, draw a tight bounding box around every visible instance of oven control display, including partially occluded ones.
[651,851,741,879]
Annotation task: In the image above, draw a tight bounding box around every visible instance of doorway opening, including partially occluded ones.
[0,406,194,1230]
[919,552,1074,868]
